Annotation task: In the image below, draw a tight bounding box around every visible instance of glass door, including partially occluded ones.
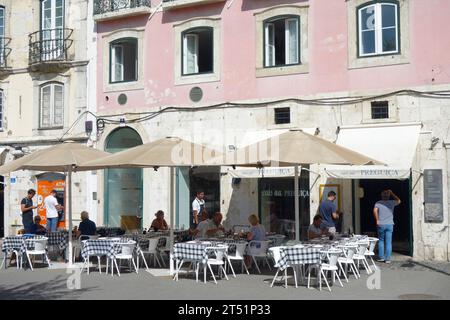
[41,0,64,61]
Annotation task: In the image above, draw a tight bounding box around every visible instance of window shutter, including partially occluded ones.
[285,18,299,64]
[265,23,275,67]
[41,86,51,127]
[111,44,124,82]
[53,85,64,126]
[183,34,199,74]
[0,90,3,129]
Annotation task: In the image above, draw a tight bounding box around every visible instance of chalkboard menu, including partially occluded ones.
[424,169,443,223]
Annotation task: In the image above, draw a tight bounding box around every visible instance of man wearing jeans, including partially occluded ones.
[373,189,401,264]
[44,190,64,232]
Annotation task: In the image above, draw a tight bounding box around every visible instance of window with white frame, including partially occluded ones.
[264,16,300,67]
[358,2,399,57]
[110,38,137,83]
[182,27,213,75]
[40,83,64,128]
[0,89,4,130]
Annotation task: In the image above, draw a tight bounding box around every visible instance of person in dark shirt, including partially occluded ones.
[74,211,97,240]
[319,191,341,234]
[29,215,47,235]
[21,189,38,234]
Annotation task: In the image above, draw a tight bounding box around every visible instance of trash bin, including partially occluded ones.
[120,215,142,231]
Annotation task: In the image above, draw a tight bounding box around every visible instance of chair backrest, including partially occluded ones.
[28,238,48,251]
[119,241,136,256]
[326,249,342,267]
[248,240,270,255]
[268,246,284,266]
[367,237,378,253]
[357,241,369,255]
[80,234,99,241]
[159,236,170,250]
[269,235,286,247]
[215,245,228,260]
[148,238,160,251]
[233,242,247,259]
[343,245,358,259]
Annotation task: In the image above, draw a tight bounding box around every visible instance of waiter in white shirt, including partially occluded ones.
[44,189,64,232]
[191,191,205,229]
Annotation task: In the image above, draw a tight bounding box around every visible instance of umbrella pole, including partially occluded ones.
[67,167,73,266]
[294,165,300,242]
[169,167,175,275]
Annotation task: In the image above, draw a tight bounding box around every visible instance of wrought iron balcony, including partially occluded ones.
[94,0,152,21]
[0,37,12,74]
[28,28,73,70]
[162,0,226,10]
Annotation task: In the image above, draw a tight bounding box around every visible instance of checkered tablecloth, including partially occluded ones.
[81,239,122,259]
[46,231,68,250]
[1,236,27,254]
[173,243,213,265]
[277,247,322,271]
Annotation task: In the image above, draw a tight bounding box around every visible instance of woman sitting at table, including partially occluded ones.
[206,212,226,237]
[246,214,266,241]
[150,210,169,231]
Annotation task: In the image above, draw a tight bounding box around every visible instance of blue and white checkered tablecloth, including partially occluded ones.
[173,243,213,265]
[277,247,322,271]
[46,231,68,250]
[81,239,123,259]
[1,236,27,254]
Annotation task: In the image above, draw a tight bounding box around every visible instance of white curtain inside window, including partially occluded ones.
[111,44,124,82]
[285,18,299,64]
[264,23,275,67]
[41,86,52,127]
[53,85,64,126]
[183,34,199,74]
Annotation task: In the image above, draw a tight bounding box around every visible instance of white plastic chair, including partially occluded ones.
[24,238,51,271]
[225,242,249,277]
[156,236,171,267]
[337,244,360,281]
[353,241,372,274]
[110,241,138,277]
[269,246,299,288]
[204,246,229,284]
[365,237,379,270]
[139,237,161,269]
[309,249,343,292]
[247,240,271,274]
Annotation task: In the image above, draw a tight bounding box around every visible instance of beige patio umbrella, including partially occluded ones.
[78,136,222,170]
[0,142,111,265]
[78,136,222,274]
[207,130,384,241]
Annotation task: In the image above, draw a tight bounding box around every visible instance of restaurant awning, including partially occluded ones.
[324,123,422,179]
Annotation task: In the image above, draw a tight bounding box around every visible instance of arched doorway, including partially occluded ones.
[104,127,143,227]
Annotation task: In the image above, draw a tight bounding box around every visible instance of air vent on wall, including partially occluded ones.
[190,87,203,103]
[118,93,127,105]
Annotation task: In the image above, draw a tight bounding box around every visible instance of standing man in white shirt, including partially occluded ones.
[44,190,64,232]
[191,191,205,229]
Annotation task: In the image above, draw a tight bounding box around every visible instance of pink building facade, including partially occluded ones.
[93,0,450,261]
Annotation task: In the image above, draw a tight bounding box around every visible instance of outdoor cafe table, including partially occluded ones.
[277,246,322,271]
[1,236,27,268]
[81,239,124,260]
[46,231,68,251]
[173,242,213,266]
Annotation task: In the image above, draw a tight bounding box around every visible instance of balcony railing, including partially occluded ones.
[0,37,12,71]
[94,0,152,15]
[29,28,73,66]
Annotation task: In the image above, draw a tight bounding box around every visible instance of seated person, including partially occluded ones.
[191,210,210,239]
[29,215,47,235]
[75,211,97,240]
[246,214,266,241]
[206,212,226,237]
[308,214,329,240]
[150,210,169,231]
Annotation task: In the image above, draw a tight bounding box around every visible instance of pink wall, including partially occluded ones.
[96,0,450,112]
